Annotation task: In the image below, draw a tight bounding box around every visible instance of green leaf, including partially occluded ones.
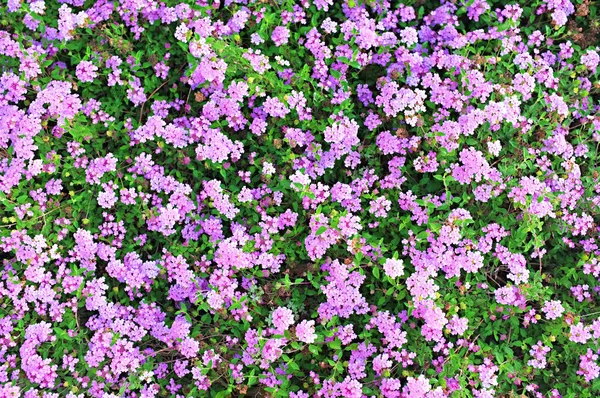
[329,339,341,350]
[215,388,232,398]
[316,226,328,235]
[373,266,380,279]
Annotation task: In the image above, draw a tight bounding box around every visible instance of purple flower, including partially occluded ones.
[271,26,290,47]
[582,50,600,73]
[75,60,98,83]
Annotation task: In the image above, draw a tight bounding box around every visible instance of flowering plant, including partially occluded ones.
[1,0,600,397]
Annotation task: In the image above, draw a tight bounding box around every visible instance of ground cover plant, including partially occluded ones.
[1,0,600,396]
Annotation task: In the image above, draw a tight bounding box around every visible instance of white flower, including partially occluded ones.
[30,1,46,14]
[140,371,154,383]
[383,258,404,279]
[262,161,275,176]
[487,140,501,157]
[175,23,190,43]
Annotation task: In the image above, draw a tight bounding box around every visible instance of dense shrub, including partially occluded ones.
[1,0,600,396]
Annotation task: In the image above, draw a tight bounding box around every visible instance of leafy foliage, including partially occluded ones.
[1,0,600,397]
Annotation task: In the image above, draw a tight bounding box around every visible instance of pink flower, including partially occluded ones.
[75,61,98,83]
[272,307,294,332]
[570,323,591,344]
[403,375,431,398]
[527,341,550,369]
[551,9,568,26]
[373,353,392,375]
[295,320,316,344]
[448,315,469,336]
[542,300,565,320]
[578,349,600,382]
[337,214,362,237]
[369,196,391,218]
[271,26,290,46]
